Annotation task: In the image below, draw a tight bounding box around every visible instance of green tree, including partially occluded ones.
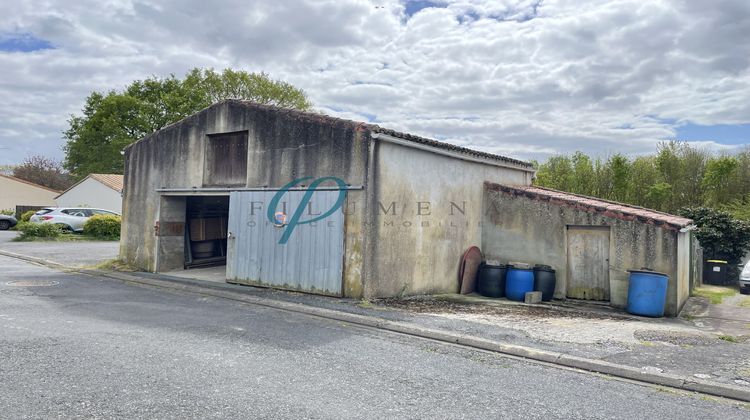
[723,194,750,221]
[534,155,574,191]
[607,154,630,202]
[627,156,660,208]
[702,156,739,205]
[63,68,312,177]
[570,152,596,196]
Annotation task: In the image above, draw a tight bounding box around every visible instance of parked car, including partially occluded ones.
[29,208,120,232]
[741,260,750,295]
[0,214,18,230]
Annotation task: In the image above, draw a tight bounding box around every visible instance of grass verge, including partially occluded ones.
[13,233,119,242]
[692,286,737,304]
[88,258,136,272]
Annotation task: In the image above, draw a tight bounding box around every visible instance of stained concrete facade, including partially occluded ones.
[482,183,696,316]
[121,100,534,298]
[121,100,697,314]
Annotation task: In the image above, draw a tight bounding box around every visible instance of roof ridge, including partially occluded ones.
[0,174,61,193]
[126,99,532,169]
[55,173,124,199]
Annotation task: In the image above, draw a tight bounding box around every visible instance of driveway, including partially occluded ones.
[1,255,747,419]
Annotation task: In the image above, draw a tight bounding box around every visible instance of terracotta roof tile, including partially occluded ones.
[89,174,124,193]
[55,173,124,199]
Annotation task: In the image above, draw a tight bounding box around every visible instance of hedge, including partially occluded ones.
[83,214,121,239]
[15,222,64,240]
[20,210,36,222]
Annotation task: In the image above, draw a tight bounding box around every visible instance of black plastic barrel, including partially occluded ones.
[477,263,507,298]
[533,264,556,302]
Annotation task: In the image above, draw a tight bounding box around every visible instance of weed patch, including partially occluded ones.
[692,286,737,304]
[718,334,738,343]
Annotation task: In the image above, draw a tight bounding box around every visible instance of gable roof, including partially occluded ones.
[55,174,124,199]
[487,182,693,230]
[0,174,60,193]
[127,100,534,170]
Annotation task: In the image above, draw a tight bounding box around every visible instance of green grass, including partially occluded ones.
[87,259,136,272]
[692,286,737,304]
[357,298,373,309]
[13,233,119,242]
[718,334,738,343]
[738,298,750,308]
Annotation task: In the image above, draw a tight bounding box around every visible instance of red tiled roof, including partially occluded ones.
[89,174,124,193]
[487,183,694,230]
[55,173,124,199]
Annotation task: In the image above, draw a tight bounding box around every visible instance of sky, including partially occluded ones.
[0,0,749,166]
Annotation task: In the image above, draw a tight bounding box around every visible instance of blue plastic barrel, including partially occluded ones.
[505,266,535,301]
[626,270,669,317]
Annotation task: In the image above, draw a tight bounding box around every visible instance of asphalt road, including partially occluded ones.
[0,255,747,419]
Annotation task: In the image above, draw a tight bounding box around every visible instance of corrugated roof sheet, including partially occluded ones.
[150,100,534,169]
[487,183,694,230]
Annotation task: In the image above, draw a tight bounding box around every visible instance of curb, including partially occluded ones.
[2,249,750,403]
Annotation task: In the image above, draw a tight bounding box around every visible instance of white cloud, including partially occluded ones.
[0,0,749,165]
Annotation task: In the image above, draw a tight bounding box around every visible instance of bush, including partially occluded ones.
[15,222,64,240]
[83,214,121,239]
[20,210,36,222]
[679,207,750,265]
[0,209,14,216]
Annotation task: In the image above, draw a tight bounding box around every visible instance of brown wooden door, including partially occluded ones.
[566,226,610,301]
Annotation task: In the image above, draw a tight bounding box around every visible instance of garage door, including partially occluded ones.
[226,190,344,296]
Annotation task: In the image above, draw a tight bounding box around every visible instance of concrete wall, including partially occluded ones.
[55,177,122,212]
[121,101,370,294]
[482,184,688,316]
[364,140,533,298]
[121,100,535,299]
[0,175,57,211]
[676,231,692,310]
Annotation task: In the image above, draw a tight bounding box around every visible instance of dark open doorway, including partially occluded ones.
[185,195,229,268]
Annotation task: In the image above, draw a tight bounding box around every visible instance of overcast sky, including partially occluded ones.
[1,0,749,166]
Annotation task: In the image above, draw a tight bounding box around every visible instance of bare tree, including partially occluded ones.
[12,155,73,191]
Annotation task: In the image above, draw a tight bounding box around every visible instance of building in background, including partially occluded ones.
[0,174,59,213]
[55,174,124,213]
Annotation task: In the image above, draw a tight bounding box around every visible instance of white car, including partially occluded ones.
[741,260,750,295]
[29,207,120,232]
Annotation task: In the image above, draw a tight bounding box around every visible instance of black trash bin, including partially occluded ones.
[477,263,507,298]
[533,264,556,302]
[704,260,729,285]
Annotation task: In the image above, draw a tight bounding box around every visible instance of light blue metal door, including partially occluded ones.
[226,190,345,296]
